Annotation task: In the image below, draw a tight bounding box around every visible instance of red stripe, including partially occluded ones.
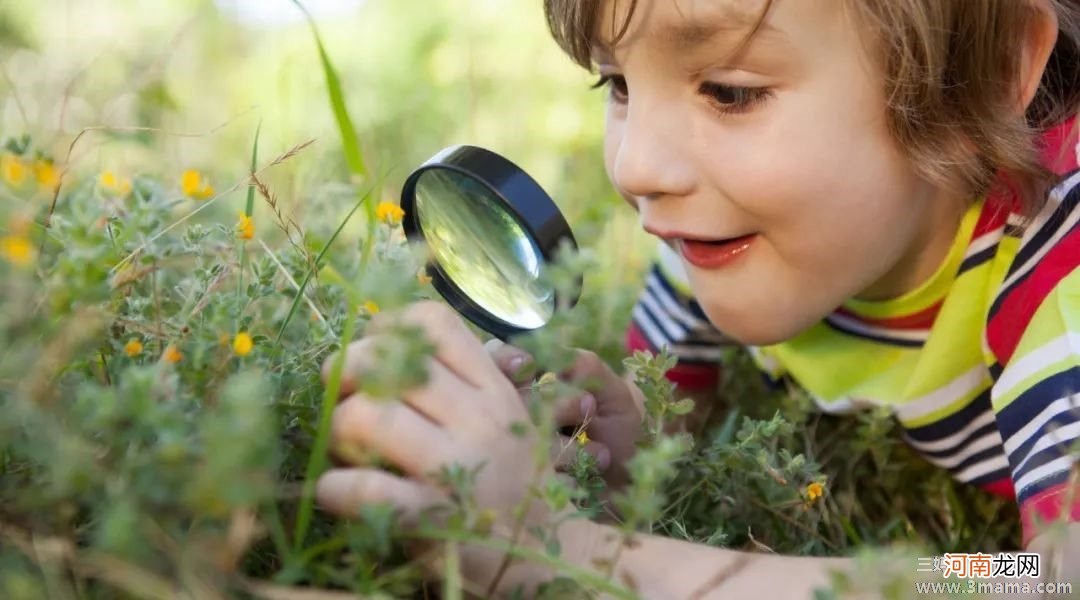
[626,323,720,390]
[979,117,1078,224]
[1020,482,1080,548]
[987,228,1080,363]
[1040,116,1078,175]
[834,302,942,330]
[979,477,1015,500]
[972,196,1010,238]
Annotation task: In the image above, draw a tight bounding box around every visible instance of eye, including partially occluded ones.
[591,74,628,104]
[699,83,772,115]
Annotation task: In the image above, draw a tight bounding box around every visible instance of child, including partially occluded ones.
[317,0,1080,596]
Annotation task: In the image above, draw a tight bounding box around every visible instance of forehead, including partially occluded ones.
[592,0,774,52]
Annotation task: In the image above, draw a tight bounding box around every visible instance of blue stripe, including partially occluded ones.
[988,180,1080,320]
[903,388,993,443]
[646,265,730,341]
[910,422,999,461]
[946,445,1010,478]
[1009,177,1080,275]
[995,366,1080,445]
[989,362,1004,380]
[957,244,997,275]
[968,467,1012,488]
[1015,451,1075,503]
[823,318,925,348]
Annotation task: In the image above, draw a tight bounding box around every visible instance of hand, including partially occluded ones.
[485,340,645,491]
[315,301,575,594]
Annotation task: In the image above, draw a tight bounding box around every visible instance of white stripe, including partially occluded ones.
[632,304,667,349]
[1014,455,1077,496]
[1003,395,1080,455]
[810,395,884,415]
[895,366,989,422]
[917,431,1004,469]
[994,333,1080,401]
[825,312,929,342]
[1000,171,1080,291]
[953,453,1011,483]
[633,305,725,362]
[1013,421,1080,477]
[644,272,709,331]
[638,289,687,341]
[657,241,691,288]
[963,228,1003,260]
[904,410,997,453]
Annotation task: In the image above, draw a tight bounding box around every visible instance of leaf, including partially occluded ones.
[289,0,365,178]
[669,397,695,416]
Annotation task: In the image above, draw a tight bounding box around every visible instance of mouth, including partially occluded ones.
[676,234,757,269]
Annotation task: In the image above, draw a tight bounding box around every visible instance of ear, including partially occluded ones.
[1016,0,1059,113]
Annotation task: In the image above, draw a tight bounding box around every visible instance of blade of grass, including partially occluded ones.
[272,181,375,346]
[238,121,261,308]
[290,0,366,178]
[292,301,358,552]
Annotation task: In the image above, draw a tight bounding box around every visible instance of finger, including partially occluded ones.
[559,350,645,418]
[369,301,506,392]
[551,435,611,472]
[483,339,538,385]
[320,338,375,398]
[332,394,452,478]
[549,391,596,428]
[403,358,487,428]
[317,468,450,528]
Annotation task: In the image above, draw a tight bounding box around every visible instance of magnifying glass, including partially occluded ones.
[400,145,581,340]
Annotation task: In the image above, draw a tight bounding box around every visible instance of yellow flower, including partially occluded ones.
[34,160,59,192]
[375,201,404,225]
[124,339,143,357]
[163,346,182,364]
[362,300,380,315]
[1,235,34,267]
[805,482,825,503]
[575,430,589,446]
[99,171,132,196]
[232,332,253,356]
[2,154,27,186]
[237,213,254,240]
[180,169,214,200]
[417,269,432,285]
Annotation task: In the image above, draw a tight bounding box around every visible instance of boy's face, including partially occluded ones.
[595,0,967,345]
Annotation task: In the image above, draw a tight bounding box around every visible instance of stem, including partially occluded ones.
[484,462,547,596]
[291,304,359,551]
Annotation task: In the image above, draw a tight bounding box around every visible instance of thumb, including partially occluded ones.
[483,339,538,385]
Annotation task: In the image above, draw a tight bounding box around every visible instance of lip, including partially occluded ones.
[677,235,756,269]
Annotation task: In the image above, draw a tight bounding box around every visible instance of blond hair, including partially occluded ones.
[544,0,1080,216]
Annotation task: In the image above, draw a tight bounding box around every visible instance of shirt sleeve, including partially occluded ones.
[625,241,736,391]
[987,169,1080,548]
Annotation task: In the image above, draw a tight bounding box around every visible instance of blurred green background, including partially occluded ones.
[0,0,651,280]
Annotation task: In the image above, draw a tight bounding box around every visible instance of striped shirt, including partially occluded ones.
[626,118,1080,547]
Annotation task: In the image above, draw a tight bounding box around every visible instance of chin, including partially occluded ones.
[701,305,820,347]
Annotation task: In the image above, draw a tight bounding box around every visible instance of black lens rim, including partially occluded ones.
[400,145,580,340]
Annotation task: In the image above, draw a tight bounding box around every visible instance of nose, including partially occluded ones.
[610,99,695,203]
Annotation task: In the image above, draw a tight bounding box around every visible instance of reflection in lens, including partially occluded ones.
[414,169,554,329]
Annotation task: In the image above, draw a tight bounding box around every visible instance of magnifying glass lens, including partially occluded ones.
[414,169,555,330]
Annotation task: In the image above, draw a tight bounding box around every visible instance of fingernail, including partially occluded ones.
[597,446,611,471]
[580,393,596,418]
